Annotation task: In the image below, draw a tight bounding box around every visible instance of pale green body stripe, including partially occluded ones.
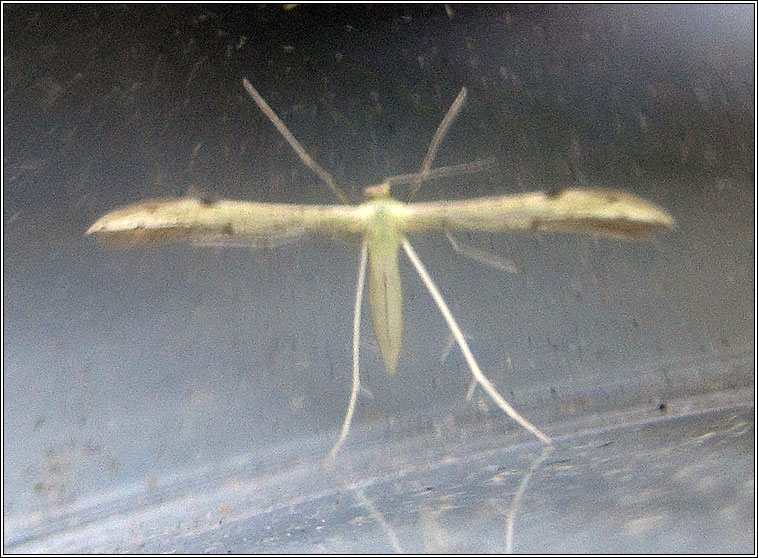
[365,200,404,374]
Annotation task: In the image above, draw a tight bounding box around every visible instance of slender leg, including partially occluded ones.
[445,230,518,273]
[407,87,468,201]
[327,239,369,459]
[242,78,350,204]
[383,158,497,188]
[401,238,552,444]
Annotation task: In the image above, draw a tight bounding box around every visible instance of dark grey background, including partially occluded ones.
[3,4,754,553]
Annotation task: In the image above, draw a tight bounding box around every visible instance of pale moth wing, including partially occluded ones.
[400,188,675,238]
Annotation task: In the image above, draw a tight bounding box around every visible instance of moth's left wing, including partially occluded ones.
[400,189,675,240]
[86,197,368,246]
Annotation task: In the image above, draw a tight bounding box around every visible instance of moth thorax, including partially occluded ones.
[363,182,391,200]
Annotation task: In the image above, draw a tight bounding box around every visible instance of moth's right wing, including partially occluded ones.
[400,189,675,240]
[86,197,369,247]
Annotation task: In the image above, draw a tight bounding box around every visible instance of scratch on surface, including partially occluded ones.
[504,444,553,553]
[355,487,404,553]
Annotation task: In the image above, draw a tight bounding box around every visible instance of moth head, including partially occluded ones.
[363,182,391,201]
